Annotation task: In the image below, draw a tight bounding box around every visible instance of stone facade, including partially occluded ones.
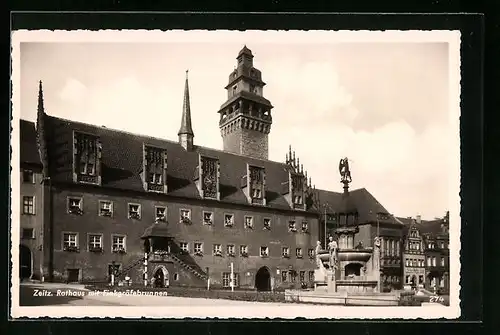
[19,165,44,280]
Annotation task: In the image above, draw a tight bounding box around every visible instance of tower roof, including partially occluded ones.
[238,45,253,58]
[38,80,44,114]
[178,70,194,136]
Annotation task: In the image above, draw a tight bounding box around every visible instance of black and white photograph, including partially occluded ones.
[10,30,461,319]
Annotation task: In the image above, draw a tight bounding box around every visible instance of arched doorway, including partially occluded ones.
[19,245,32,280]
[255,266,271,291]
[153,266,169,288]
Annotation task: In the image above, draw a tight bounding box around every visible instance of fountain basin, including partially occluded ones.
[317,249,373,263]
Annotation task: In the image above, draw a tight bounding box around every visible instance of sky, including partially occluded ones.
[17,31,457,220]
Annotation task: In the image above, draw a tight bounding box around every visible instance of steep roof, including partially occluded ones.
[397,216,448,238]
[314,187,399,224]
[19,119,41,166]
[22,115,396,218]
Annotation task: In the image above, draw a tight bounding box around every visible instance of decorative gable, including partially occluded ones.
[142,144,168,193]
[194,155,220,200]
[72,131,102,185]
[241,164,266,205]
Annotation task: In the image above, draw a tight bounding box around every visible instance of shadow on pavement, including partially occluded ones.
[19,284,85,306]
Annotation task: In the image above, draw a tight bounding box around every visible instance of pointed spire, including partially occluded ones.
[37,80,44,114]
[285,152,289,164]
[178,70,194,137]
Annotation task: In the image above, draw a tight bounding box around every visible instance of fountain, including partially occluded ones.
[284,157,399,306]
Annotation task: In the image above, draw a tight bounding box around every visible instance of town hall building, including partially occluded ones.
[19,46,420,291]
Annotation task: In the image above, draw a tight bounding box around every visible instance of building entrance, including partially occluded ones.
[19,245,32,280]
[255,267,271,291]
[153,266,169,288]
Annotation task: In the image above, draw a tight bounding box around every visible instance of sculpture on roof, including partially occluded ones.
[339,157,352,184]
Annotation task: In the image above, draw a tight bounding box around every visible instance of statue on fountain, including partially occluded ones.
[327,236,338,270]
[315,241,323,268]
[339,157,352,184]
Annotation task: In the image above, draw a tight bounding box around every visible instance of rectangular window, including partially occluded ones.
[244,216,253,229]
[194,242,203,254]
[203,211,213,225]
[180,209,191,223]
[74,132,99,181]
[282,247,290,258]
[222,272,239,288]
[155,206,167,222]
[23,196,35,215]
[21,228,34,239]
[128,203,141,220]
[281,270,288,282]
[213,244,222,256]
[440,257,445,267]
[180,242,189,253]
[440,241,445,249]
[308,248,314,258]
[240,245,248,256]
[296,248,303,258]
[260,246,269,257]
[299,271,305,282]
[227,244,235,256]
[23,170,34,183]
[88,234,103,251]
[301,221,308,232]
[99,200,113,217]
[224,213,234,227]
[112,235,126,253]
[63,232,79,251]
[288,221,297,232]
[396,240,400,255]
[68,197,83,215]
[309,271,314,282]
[263,218,271,230]
[427,257,431,267]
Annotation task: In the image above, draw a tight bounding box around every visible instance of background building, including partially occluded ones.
[398,212,450,294]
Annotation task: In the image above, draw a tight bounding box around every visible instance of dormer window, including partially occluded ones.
[143,145,167,193]
[245,165,266,206]
[197,156,220,200]
[73,132,102,185]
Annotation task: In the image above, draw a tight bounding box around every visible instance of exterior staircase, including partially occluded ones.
[167,252,208,281]
[115,255,145,280]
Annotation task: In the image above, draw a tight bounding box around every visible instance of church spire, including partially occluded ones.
[178,70,194,151]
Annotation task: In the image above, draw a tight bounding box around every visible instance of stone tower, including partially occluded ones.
[218,46,273,160]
